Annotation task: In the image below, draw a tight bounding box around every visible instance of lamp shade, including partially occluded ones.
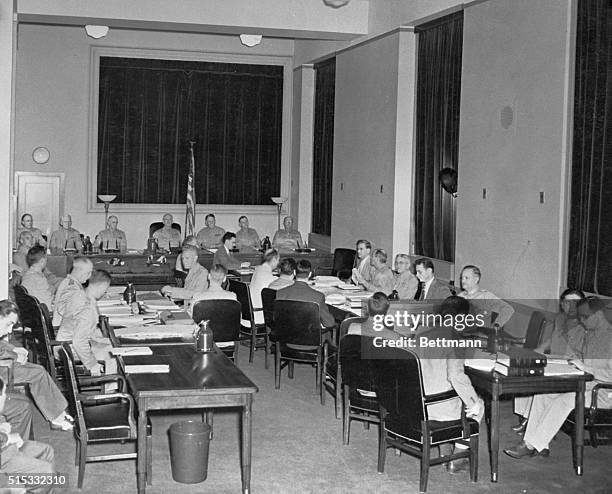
[271,196,288,205]
[98,194,117,203]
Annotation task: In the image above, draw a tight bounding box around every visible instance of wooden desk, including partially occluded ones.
[48,249,333,289]
[119,345,258,494]
[465,367,592,482]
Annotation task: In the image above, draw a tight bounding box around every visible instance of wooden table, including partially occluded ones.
[465,367,592,482]
[118,345,258,493]
[48,249,333,288]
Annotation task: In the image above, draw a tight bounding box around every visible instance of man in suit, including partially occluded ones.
[276,259,335,329]
[213,232,249,270]
[415,258,452,301]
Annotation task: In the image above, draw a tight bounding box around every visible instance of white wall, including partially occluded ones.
[456,0,573,302]
[332,32,400,252]
[14,24,295,247]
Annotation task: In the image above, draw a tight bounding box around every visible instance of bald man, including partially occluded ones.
[152,213,182,250]
[12,231,35,273]
[52,256,93,326]
[95,215,127,253]
[272,216,303,251]
[49,214,82,255]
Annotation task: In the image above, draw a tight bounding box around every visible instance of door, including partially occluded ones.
[15,172,64,244]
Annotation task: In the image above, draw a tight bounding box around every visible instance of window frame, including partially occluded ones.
[87,46,293,215]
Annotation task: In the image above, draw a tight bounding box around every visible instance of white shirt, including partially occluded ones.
[249,263,275,325]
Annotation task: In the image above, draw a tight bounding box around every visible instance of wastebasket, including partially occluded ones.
[169,420,211,483]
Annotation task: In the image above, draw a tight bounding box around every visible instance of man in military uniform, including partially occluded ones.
[235,215,261,250]
[16,213,46,248]
[272,216,303,251]
[56,270,115,376]
[49,214,83,255]
[152,213,182,250]
[196,214,225,250]
[12,230,35,273]
[94,215,127,252]
[52,256,93,326]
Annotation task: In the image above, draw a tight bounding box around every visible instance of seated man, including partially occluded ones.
[213,232,249,270]
[505,297,612,459]
[272,216,303,251]
[196,214,225,250]
[392,253,418,299]
[56,270,116,376]
[0,377,55,494]
[348,291,395,338]
[276,259,335,330]
[235,216,261,250]
[152,213,182,250]
[269,257,296,290]
[94,215,127,253]
[174,235,199,275]
[0,300,73,431]
[352,249,395,295]
[12,231,35,273]
[249,249,280,324]
[351,239,374,285]
[191,264,237,311]
[1,389,33,443]
[49,214,82,255]
[21,246,62,310]
[53,256,93,326]
[16,213,46,248]
[415,258,453,301]
[161,245,209,305]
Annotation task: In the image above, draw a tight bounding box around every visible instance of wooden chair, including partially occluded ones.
[192,299,242,363]
[373,346,479,493]
[228,279,268,367]
[261,287,277,349]
[148,222,181,238]
[563,383,612,449]
[340,334,381,444]
[58,343,152,489]
[271,300,327,393]
[322,316,366,419]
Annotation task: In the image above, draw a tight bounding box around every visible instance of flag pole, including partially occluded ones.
[185,140,196,240]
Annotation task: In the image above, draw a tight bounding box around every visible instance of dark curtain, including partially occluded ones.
[97,57,283,204]
[312,58,336,236]
[568,0,612,295]
[413,12,463,262]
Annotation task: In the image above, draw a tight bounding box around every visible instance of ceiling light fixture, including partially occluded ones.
[323,0,351,7]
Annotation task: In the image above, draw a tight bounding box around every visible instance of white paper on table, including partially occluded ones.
[216,341,235,348]
[108,315,149,326]
[336,283,363,291]
[465,359,496,372]
[97,299,125,307]
[111,347,153,356]
[544,363,585,376]
[124,364,169,374]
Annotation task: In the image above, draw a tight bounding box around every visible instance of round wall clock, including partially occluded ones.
[32,146,50,164]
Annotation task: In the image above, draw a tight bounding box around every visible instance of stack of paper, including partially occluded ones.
[336,283,362,291]
[108,314,150,326]
[124,364,169,374]
[144,300,180,310]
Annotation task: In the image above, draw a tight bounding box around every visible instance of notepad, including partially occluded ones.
[111,347,153,356]
[124,364,169,374]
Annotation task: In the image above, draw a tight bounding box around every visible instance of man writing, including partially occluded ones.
[213,232,250,270]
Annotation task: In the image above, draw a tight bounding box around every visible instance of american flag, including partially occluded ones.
[185,142,196,238]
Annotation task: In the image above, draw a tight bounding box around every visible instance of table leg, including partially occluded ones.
[137,407,147,494]
[490,383,500,482]
[574,381,586,476]
[241,395,253,494]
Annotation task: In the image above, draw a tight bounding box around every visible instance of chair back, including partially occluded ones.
[332,248,356,279]
[272,300,321,346]
[340,334,379,393]
[58,343,85,434]
[149,222,182,238]
[13,285,55,377]
[261,288,277,330]
[228,279,255,324]
[370,346,428,438]
[523,311,547,349]
[192,299,241,342]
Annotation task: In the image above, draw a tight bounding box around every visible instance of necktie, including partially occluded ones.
[418,282,425,301]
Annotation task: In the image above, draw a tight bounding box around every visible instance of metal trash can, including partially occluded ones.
[169,420,211,483]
